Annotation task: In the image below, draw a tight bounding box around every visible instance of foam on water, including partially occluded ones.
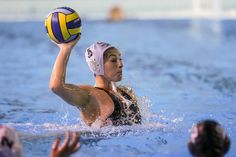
[8,98,164,132]
[2,95,182,143]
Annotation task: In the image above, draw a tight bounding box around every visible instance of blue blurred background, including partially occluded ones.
[0,0,236,21]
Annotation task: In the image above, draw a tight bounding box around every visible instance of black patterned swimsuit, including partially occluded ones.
[95,87,142,126]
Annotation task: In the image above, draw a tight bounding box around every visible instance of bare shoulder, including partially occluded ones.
[77,85,98,97]
[78,85,106,95]
[78,85,95,91]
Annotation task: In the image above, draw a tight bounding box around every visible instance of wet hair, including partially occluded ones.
[188,120,230,157]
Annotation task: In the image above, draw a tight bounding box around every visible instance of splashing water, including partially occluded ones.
[7,95,173,139]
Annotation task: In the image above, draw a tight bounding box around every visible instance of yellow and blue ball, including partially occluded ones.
[45,7,81,43]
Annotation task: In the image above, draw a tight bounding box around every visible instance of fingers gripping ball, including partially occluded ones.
[45,7,81,43]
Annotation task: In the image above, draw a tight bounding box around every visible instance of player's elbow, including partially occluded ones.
[49,82,62,95]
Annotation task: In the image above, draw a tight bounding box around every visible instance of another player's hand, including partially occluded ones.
[50,131,80,157]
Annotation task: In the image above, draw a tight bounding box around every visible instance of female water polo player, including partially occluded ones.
[49,36,141,128]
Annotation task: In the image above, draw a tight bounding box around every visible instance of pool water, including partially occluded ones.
[0,19,235,157]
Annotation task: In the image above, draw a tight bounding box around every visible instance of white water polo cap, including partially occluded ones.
[85,42,113,75]
[0,125,23,157]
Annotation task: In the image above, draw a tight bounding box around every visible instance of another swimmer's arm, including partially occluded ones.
[49,36,89,107]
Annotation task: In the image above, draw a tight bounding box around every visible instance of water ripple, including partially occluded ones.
[126,53,236,94]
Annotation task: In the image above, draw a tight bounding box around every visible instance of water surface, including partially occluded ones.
[0,19,235,157]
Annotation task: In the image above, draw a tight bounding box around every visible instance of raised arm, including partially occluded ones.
[49,36,89,108]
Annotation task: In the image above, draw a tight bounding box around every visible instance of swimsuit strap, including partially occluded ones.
[95,87,122,98]
[94,87,123,123]
[94,87,121,105]
[94,87,114,98]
